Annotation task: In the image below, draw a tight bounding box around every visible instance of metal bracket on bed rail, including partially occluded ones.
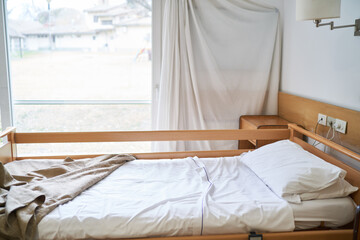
[249,232,263,240]
[354,205,360,240]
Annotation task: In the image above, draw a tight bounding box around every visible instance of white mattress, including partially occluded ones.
[290,197,356,230]
[37,156,295,239]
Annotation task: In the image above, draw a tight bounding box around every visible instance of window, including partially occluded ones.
[101,19,113,25]
[3,0,154,156]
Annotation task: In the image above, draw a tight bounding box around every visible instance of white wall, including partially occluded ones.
[281,0,360,169]
[281,0,360,112]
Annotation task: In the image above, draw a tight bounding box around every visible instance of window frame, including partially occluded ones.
[152,0,163,129]
[0,0,13,130]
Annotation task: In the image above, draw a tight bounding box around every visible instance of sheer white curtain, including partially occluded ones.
[154,0,281,152]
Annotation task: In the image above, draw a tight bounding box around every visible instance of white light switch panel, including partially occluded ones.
[334,119,347,134]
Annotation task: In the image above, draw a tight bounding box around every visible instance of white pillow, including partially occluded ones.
[241,140,347,203]
[299,178,358,201]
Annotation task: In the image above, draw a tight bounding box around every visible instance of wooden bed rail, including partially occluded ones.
[0,127,16,138]
[0,128,290,162]
[0,127,16,163]
[13,129,290,144]
[15,149,251,161]
[289,123,360,206]
[288,123,360,162]
[120,229,353,240]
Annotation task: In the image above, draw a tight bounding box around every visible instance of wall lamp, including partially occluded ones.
[296,0,360,36]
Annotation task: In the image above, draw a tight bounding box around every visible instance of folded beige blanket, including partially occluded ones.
[0,154,135,240]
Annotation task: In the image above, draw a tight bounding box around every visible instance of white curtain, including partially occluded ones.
[154,0,281,152]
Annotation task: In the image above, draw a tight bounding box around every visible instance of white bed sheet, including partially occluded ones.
[37,156,295,239]
[290,197,356,230]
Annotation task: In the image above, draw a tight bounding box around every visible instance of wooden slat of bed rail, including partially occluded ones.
[15,149,250,160]
[289,124,360,162]
[111,229,353,240]
[14,129,290,144]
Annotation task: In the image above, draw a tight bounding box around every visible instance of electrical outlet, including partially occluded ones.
[318,113,327,126]
[327,116,336,128]
[334,119,347,134]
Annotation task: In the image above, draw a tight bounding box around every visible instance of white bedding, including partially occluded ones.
[290,197,356,230]
[37,156,295,239]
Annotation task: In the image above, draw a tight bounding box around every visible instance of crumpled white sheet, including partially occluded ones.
[37,156,294,239]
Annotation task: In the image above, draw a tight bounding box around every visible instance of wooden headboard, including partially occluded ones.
[278,92,360,154]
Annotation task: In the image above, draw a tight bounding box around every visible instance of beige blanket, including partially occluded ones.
[0,154,135,240]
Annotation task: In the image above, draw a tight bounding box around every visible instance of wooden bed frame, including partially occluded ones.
[0,124,359,240]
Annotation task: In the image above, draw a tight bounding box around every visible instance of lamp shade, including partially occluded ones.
[296,0,341,21]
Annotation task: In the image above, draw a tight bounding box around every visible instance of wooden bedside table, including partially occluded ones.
[238,115,291,149]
